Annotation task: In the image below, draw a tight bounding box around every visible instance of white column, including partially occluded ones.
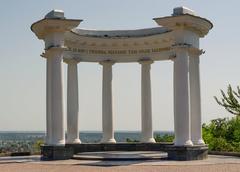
[173,46,193,146]
[139,60,155,143]
[45,48,65,145]
[46,57,52,145]
[31,9,82,146]
[66,59,81,144]
[189,50,205,145]
[100,60,116,143]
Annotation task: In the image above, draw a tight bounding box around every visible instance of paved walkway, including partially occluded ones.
[0,152,239,172]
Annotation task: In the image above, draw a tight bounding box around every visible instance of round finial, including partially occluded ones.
[173,6,195,16]
[45,9,65,19]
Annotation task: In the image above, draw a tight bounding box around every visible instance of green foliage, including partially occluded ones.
[214,85,240,116]
[33,139,44,153]
[126,134,174,143]
[126,138,139,143]
[202,117,240,152]
[154,134,174,143]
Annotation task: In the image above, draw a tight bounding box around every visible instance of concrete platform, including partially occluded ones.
[73,151,168,160]
[66,143,174,153]
[41,145,73,160]
[66,143,208,161]
[40,143,208,160]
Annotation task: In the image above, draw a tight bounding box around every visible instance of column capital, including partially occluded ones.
[171,43,204,56]
[169,54,177,61]
[138,59,154,65]
[171,43,191,51]
[99,60,115,66]
[188,47,205,56]
[41,47,67,59]
[171,43,204,61]
[64,57,80,64]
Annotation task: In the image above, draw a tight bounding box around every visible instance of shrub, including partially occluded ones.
[202,117,240,152]
[154,134,174,143]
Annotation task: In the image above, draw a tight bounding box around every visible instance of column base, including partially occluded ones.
[66,138,81,144]
[101,138,116,144]
[50,139,65,146]
[141,137,156,143]
[167,145,208,160]
[184,140,193,146]
[175,140,193,146]
[41,145,73,160]
[193,139,205,145]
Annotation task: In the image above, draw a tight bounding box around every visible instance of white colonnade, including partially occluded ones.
[64,49,204,145]
[31,7,212,147]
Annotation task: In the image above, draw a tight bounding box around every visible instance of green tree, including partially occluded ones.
[202,117,240,152]
[214,85,240,116]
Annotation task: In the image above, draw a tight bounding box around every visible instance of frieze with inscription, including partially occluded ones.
[68,47,170,55]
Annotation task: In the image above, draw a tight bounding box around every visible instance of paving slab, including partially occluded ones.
[0,151,239,166]
[0,153,240,172]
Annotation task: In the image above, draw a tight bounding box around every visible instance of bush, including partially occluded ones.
[154,134,174,143]
[126,138,139,143]
[33,139,44,153]
[125,134,174,143]
[202,117,240,152]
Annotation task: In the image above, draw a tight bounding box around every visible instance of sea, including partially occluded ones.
[0,131,173,143]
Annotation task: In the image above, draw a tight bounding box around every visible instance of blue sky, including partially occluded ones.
[0,1,239,131]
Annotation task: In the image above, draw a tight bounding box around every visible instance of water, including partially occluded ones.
[0,131,173,143]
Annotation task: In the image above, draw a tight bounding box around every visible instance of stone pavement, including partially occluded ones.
[0,152,239,172]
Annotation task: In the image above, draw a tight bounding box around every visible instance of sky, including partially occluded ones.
[0,0,239,131]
